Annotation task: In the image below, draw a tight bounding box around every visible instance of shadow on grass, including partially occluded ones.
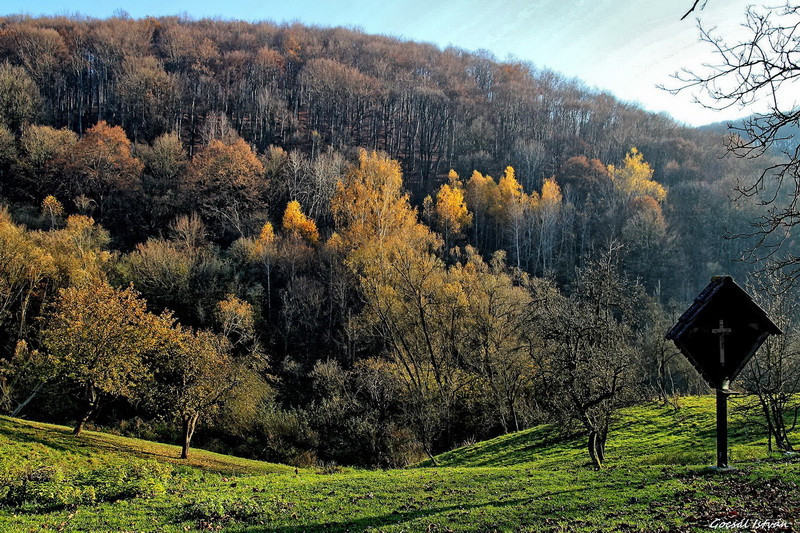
[428,426,586,468]
[238,492,580,532]
[0,420,178,464]
[0,421,88,456]
[78,434,289,475]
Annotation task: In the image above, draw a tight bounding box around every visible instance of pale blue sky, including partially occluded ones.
[1,0,760,126]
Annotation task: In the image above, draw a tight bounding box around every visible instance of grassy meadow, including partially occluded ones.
[0,396,798,532]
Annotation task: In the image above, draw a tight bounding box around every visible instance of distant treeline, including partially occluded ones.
[0,15,772,292]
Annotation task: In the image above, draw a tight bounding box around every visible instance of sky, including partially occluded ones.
[0,0,764,126]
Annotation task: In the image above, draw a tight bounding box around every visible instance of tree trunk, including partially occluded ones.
[509,398,520,433]
[588,431,601,469]
[597,430,607,463]
[758,396,776,452]
[73,403,95,436]
[770,399,794,452]
[11,382,42,418]
[181,414,199,459]
[423,444,438,467]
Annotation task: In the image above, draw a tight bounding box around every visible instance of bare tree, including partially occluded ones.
[741,273,800,451]
[681,0,708,21]
[671,4,800,288]
[532,246,642,469]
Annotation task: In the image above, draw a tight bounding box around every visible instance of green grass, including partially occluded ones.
[427,396,789,469]
[1,396,798,532]
[0,417,294,476]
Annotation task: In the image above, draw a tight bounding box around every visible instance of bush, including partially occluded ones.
[77,460,171,500]
[0,465,93,511]
[183,494,265,523]
[243,406,320,465]
[16,481,94,510]
[114,417,177,444]
[0,460,172,512]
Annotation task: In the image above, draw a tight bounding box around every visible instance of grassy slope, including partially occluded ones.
[426,396,782,469]
[0,396,798,532]
[0,417,293,476]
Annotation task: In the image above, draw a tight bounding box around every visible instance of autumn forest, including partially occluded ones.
[0,14,792,468]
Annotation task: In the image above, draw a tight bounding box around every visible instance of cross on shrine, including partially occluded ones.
[712,319,731,368]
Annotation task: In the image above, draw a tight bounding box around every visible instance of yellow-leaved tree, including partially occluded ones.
[332,151,473,460]
[331,150,436,257]
[430,170,472,248]
[282,200,319,244]
[0,209,55,345]
[256,221,276,249]
[495,166,528,268]
[41,195,63,229]
[606,148,670,289]
[248,221,278,318]
[607,148,666,203]
[540,177,563,206]
[465,170,498,249]
[451,247,536,433]
[36,215,112,288]
[536,177,563,273]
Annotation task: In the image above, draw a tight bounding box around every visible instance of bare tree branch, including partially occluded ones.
[669,4,800,290]
[682,0,708,20]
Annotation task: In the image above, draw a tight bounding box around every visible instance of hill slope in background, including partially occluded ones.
[698,115,799,151]
[1,396,798,532]
[3,15,800,493]
[0,15,730,187]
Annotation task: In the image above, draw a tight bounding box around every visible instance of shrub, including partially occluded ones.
[183,494,265,523]
[0,460,172,512]
[77,460,171,500]
[0,465,93,511]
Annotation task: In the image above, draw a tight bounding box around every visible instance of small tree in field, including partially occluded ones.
[42,281,159,435]
[532,247,641,469]
[150,296,265,459]
[152,326,236,459]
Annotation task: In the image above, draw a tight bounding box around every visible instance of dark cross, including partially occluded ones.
[712,319,731,368]
[711,318,733,468]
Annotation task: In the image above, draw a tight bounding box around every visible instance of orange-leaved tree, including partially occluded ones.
[68,121,143,224]
[182,137,266,240]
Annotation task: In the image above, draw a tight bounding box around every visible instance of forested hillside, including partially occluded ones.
[0,15,792,468]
